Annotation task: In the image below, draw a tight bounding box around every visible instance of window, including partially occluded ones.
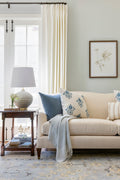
[0,24,4,127]
[14,21,40,127]
[14,21,40,108]
[0,25,4,108]
[0,17,40,132]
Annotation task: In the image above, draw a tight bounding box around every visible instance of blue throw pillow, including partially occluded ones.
[39,92,63,120]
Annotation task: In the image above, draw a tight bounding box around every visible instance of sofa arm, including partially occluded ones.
[37,112,47,138]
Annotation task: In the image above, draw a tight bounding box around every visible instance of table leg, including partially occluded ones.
[36,114,38,138]
[11,118,14,139]
[1,115,5,156]
[31,116,34,156]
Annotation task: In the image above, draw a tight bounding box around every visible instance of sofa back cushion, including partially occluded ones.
[72,92,115,119]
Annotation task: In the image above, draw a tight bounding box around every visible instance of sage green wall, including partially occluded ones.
[1,0,119,93]
[67,0,120,93]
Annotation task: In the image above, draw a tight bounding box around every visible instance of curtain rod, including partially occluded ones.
[0,2,67,8]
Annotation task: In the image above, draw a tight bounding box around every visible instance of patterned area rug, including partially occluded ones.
[0,150,120,180]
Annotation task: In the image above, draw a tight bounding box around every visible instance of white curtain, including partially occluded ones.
[39,4,68,94]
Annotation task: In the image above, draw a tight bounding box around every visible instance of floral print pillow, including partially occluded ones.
[60,89,89,118]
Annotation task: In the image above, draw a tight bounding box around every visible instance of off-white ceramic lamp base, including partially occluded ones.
[14,89,33,110]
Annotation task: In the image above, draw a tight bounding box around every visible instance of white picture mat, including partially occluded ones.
[90,42,117,77]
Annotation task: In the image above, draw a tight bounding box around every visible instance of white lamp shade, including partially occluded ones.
[11,67,36,88]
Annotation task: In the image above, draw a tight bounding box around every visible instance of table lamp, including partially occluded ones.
[11,67,36,110]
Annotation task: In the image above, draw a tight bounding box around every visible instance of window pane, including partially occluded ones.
[14,22,39,112]
[15,46,26,66]
[15,26,26,45]
[27,25,39,45]
[0,88,4,106]
[27,46,39,87]
[27,46,39,67]
[0,26,4,107]
[0,47,4,84]
[0,26,4,45]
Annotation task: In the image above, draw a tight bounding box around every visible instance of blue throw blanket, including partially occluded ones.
[48,114,74,162]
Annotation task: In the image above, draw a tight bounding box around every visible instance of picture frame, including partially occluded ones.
[89,40,118,78]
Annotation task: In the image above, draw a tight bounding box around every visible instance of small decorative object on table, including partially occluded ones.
[10,93,18,108]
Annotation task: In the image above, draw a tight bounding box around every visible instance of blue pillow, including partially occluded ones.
[39,92,63,120]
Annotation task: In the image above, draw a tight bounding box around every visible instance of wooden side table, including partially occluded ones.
[0,110,36,156]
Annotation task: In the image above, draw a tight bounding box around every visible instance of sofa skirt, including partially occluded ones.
[37,136,120,149]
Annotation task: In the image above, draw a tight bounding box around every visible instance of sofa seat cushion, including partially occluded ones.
[42,118,118,136]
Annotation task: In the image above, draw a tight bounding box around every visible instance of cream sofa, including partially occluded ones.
[36,91,120,159]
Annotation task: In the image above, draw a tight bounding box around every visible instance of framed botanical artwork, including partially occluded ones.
[89,40,118,78]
